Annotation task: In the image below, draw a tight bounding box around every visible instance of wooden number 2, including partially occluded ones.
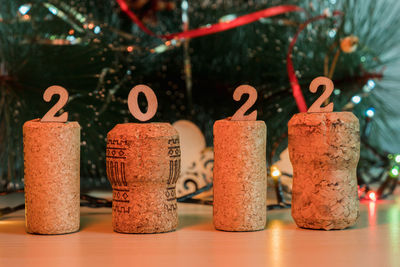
[308,76,334,113]
[41,86,69,122]
[231,85,258,121]
[128,85,158,122]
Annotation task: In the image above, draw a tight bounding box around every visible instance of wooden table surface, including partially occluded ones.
[1,193,400,267]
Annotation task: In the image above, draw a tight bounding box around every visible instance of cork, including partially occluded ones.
[106,123,180,234]
[288,112,360,230]
[213,118,267,232]
[23,119,80,235]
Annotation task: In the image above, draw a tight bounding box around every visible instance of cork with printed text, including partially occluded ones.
[107,123,180,234]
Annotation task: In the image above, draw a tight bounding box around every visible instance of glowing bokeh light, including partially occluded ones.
[366,107,375,118]
[328,29,336,38]
[390,166,399,178]
[48,6,58,15]
[18,4,31,15]
[271,165,281,178]
[219,14,237,23]
[368,191,377,202]
[351,95,362,104]
[367,79,376,89]
[94,26,101,34]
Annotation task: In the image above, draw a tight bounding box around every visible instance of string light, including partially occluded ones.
[271,165,281,178]
[351,95,362,104]
[66,35,80,44]
[365,107,375,118]
[18,4,32,15]
[363,79,376,93]
[150,40,181,54]
[219,14,237,23]
[328,29,336,38]
[48,6,58,15]
[368,191,377,202]
[94,26,101,34]
[367,79,376,89]
[181,0,188,10]
[181,0,188,23]
[333,88,341,95]
[389,166,399,178]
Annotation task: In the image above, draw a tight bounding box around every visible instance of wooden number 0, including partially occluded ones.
[41,86,69,122]
[308,76,334,113]
[231,85,258,121]
[128,85,158,122]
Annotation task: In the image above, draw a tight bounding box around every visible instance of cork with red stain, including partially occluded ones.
[213,119,267,232]
[106,123,180,234]
[288,112,360,230]
[23,119,80,235]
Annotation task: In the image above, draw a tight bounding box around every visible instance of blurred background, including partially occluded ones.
[1,0,400,201]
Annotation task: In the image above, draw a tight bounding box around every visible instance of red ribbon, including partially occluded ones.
[116,0,303,40]
[116,0,342,112]
[116,0,157,36]
[164,5,303,40]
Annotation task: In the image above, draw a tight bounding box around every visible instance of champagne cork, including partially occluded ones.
[213,118,267,232]
[288,112,360,230]
[23,119,80,235]
[106,123,180,234]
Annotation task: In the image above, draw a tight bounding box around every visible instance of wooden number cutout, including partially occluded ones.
[128,85,158,122]
[231,85,258,121]
[308,76,334,113]
[41,86,69,122]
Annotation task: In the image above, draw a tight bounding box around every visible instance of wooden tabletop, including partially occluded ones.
[1,193,400,267]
